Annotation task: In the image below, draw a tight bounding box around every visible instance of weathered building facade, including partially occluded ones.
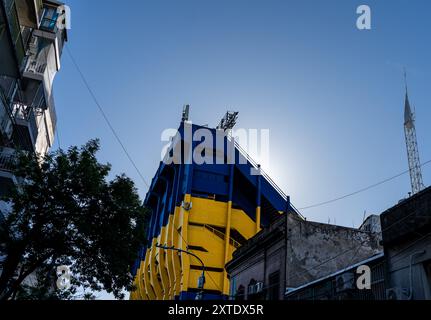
[381,186,431,300]
[0,0,67,208]
[226,213,382,300]
[285,253,386,300]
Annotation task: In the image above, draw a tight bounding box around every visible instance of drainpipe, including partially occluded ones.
[408,250,425,300]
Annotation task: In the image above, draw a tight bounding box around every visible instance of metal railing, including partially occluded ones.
[230,137,306,220]
[203,224,241,249]
[0,152,14,172]
[231,138,288,201]
[25,55,47,75]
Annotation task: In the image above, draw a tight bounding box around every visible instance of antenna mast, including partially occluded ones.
[403,71,424,195]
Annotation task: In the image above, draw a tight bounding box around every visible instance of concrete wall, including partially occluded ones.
[360,215,382,234]
[286,214,382,288]
[381,186,431,300]
[227,213,382,300]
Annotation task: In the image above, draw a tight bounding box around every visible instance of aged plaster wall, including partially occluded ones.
[286,214,382,288]
[228,213,382,299]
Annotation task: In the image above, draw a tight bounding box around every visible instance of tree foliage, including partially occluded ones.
[0,140,148,300]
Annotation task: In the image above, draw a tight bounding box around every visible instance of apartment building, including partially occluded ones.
[0,0,67,198]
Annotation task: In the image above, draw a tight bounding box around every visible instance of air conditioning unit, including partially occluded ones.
[386,287,409,300]
[335,272,355,292]
[255,282,264,293]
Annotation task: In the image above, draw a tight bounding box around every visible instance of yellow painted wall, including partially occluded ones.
[131,196,258,300]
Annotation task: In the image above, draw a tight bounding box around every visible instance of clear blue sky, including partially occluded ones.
[54,0,431,229]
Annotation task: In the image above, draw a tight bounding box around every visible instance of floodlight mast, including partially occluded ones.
[217,111,239,131]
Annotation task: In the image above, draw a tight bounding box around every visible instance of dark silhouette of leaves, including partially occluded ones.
[0,140,148,300]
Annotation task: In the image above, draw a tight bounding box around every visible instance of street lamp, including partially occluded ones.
[156,244,206,300]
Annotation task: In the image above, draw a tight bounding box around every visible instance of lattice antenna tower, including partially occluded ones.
[403,70,424,195]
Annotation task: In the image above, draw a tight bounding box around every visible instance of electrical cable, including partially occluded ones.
[65,46,150,188]
[298,159,431,211]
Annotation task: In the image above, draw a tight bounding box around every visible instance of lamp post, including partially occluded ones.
[156,244,206,300]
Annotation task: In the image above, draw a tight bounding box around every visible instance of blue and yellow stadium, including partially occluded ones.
[130,118,295,300]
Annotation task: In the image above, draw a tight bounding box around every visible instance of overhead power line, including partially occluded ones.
[298,159,431,211]
[65,46,150,189]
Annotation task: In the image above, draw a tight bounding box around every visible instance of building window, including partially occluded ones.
[268,271,280,300]
[40,7,59,32]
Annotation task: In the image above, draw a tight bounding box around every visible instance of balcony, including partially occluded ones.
[23,33,61,103]
[11,102,38,152]
[0,149,14,173]
[23,54,47,80]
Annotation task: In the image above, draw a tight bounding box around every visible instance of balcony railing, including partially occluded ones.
[229,136,305,219]
[203,224,242,249]
[0,151,14,172]
[0,154,14,172]
[24,55,47,75]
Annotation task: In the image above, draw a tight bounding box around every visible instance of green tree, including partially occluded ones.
[0,140,148,300]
